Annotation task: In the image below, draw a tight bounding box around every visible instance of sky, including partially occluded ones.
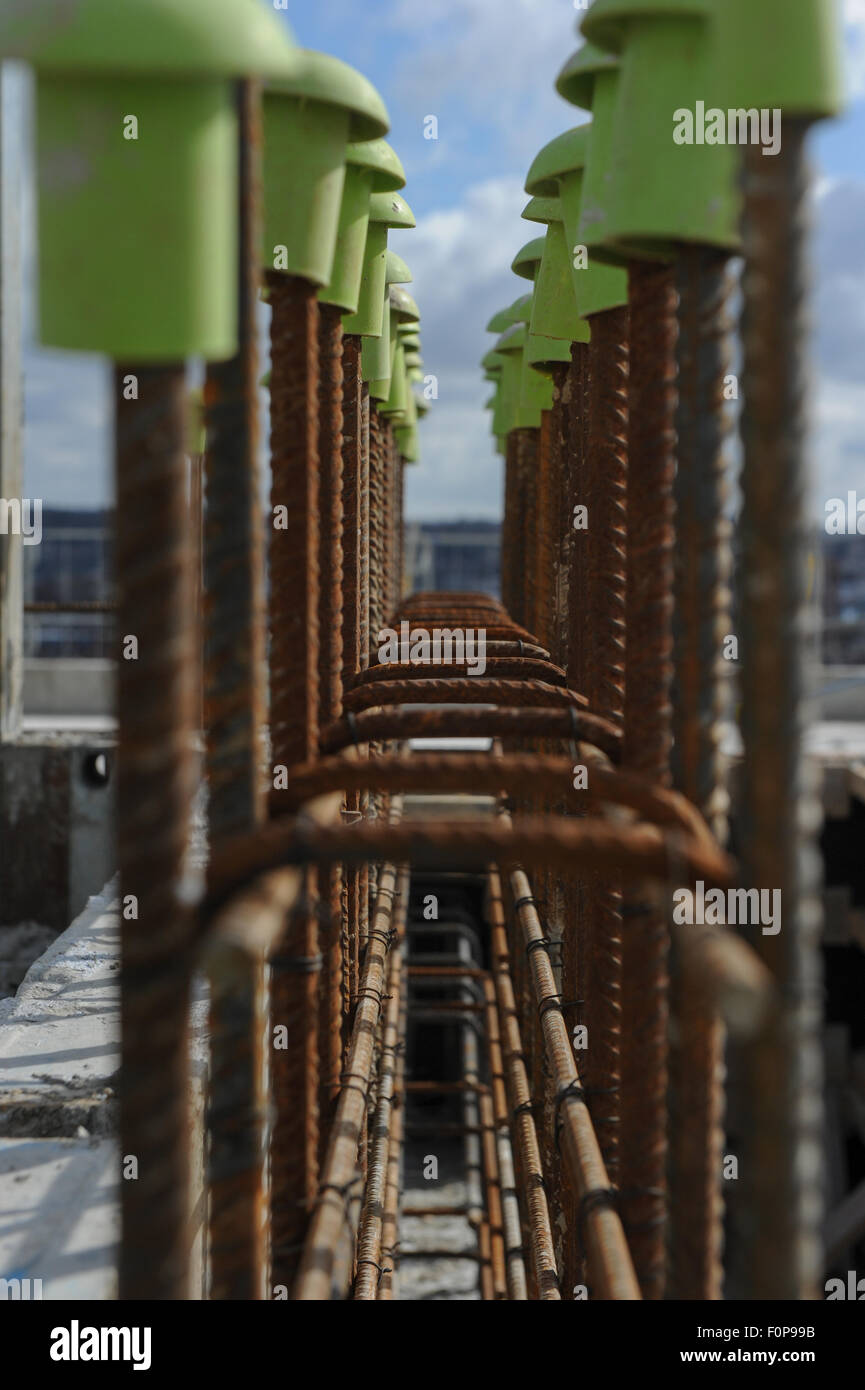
[13,0,865,523]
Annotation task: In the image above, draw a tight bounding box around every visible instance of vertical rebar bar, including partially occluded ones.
[583,306,629,1184]
[317,302,346,1147]
[203,80,269,1300]
[736,120,824,1302]
[502,432,519,618]
[266,270,321,1291]
[618,259,677,1301]
[116,362,197,1302]
[341,336,365,1049]
[561,339,589,1295]
[669,244,734,1301]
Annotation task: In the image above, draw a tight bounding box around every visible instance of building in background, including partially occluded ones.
[824,534,865,666]
[24,509,113,658]
[20,512,865,665]
[404,520,500,598]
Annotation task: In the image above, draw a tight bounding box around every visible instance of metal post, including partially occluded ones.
[736,120,824,1302]
[116,363,198,1302]
[668,244,734,1301]
[266,269,321,1290]
[203,78,269,1300]
[618,260,677,1301]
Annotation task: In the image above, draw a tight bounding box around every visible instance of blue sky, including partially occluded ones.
[16,0,865,521]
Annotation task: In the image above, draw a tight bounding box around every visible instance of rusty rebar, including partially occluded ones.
[266,269,322,1291]
[269,752,720,842]
[668,244,735,1301]
[482,975,529,1300]
[317,302,346,1147]
[354,940,403,1299]
[115,363,197,1302]
[341,336,365,1047]
[202,80,269,1300]
[502,433,520,618]
[735,119,824,1302]
[321,705,621,760]
[202,209,271,820]
[342,677,588,715]
[581,305,630,1183]
[618,259,677,1300]
[378,920,408,1301]
[368,405,386,646]
[486,870,559,1299]
[295,805,405,1300]
[207,812,732,913]
[505,851,641,1300]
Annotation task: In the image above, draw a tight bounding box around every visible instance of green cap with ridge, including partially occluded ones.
[5,0,300,359]
[263,51,389,286]
[320,139,405,314]
[522,196,589,341]
[575,1,740,259]
[715,0,841,117]
[344,189,416,337]
[526,119,628,311]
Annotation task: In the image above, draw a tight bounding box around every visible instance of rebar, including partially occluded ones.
[618,260,678,1300]
[668,243,736,1301]
[115,363,197,1302]
[735,118,824,1302]
[266,269,322,1290]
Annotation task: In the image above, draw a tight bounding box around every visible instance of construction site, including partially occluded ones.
[0,0,864,1346]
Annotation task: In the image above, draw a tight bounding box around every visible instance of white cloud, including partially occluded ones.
[844,0,865,96]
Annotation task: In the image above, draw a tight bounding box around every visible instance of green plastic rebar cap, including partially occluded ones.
[27,0,302,357]
[522,196,561,225]
[482,348,503,372]
[525,122,627,315]
[263,51,390,286]
[0,0,299,77]
[267,49,389,142]
[581,0,709,55]
[369,191,416,229]
[512,238,545,281]
[346,138,406,191]
[526,332,573,372]
[531,222,591,342]
[386,250,413,285]
[555,42,619,112]
[525,126,589,195]
[390,286,420,324]
[320,142,405,315]
[394,423,420,463]
[505,295,534,326]
[577,0,740,258]
[486,308,513,334]
[343,189,415,338]
[715,0,842,118]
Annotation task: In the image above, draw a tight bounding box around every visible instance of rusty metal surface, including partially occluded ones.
[321,705,622,759]
[114,363,197,1302]
[206,810,731,911]
[266,270,322,1291]
[203,80,267,846]
[735,119,824,1303]
[618,260,678,1301]
[342,677,588,714]
[668,245,735,1301]
[582,305,630,1182]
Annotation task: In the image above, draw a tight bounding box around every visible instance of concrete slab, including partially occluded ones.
[0,1138,117,1300]
[0,882,209,1300]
